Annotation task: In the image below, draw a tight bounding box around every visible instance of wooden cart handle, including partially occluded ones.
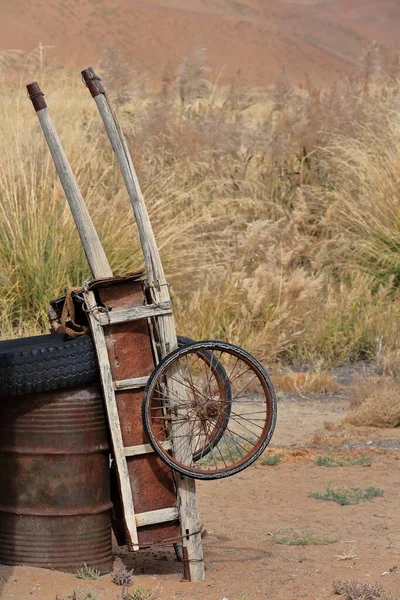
[27,82,113,280]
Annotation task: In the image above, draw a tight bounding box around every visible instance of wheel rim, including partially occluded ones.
[143,341,277,480]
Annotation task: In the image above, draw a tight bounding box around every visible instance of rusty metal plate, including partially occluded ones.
[98,281,180,547]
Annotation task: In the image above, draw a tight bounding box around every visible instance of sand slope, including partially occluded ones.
[0,1,397,85]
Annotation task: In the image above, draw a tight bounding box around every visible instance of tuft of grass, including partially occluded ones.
[120,585,161,600]
[200,437,249,466]
[260,452,282,466]
[334,548,360,561]
[112,567,134,587]
[55,586,102,600]
[333,579,399,600]
[315,455,372,467]
[272,531,339,546]
[310,486,384,505]
[75,564,101,581]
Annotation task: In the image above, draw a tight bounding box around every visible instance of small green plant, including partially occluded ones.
[120,585,161,600]
[76,564,101,580]
[311,486,384,505]
[315,455,371,467]
[201,438,249,466]
[271,531,338,546]
[260,452,282,466]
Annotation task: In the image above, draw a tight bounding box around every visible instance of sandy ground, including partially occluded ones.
[1,365,399,600]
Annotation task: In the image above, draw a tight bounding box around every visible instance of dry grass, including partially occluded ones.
[344,377,400,428]
[272,370,341,394]
[333,579,399,600]
[334,547,360,561]
[2,45,400,372]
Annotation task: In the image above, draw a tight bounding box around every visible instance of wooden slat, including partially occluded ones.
[84,291,139,550]
[114,376,149,391]
[100,302,172,326]
[124,440,171,457]
[135,507,178,528]
[124,443,154,457]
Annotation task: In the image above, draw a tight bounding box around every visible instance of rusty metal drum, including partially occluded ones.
[0,385,113,573]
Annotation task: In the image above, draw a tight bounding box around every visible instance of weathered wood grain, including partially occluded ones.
[35,107,113,279]
[100,302,172,326]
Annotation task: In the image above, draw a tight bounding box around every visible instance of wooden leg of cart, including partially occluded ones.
[81,68,205,582]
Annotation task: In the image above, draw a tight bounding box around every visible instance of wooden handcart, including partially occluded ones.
[27,71,277,583]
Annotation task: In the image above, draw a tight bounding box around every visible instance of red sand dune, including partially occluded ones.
[0,0,397,85]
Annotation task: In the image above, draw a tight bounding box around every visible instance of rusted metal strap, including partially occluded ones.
[61,288,90,337]
[132,526,206,550]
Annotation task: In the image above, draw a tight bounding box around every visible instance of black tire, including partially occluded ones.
[142,340,277,481]
[0,333,99,398]
[0,333,212,399]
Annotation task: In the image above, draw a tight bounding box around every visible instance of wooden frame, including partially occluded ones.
[28,75,205,582]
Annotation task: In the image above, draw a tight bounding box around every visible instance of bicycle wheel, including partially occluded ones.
[142,341,277,480]
[177,337,231,461]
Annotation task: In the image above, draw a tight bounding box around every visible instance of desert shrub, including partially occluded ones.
[112,567,134,587]
[344,377,400,428]
[333,579,399,600]
[260,452,282,466]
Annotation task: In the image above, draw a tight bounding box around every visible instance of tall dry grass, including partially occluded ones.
[344,376,400,428]
[2,45,400,369]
